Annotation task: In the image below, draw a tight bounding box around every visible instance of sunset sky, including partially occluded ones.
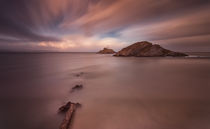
[0,0,210,52]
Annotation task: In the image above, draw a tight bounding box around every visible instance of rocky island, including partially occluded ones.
[97,48,116,54]
[114,41,188,57]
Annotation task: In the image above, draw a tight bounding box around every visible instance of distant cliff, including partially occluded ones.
[97,48,116,54]
[114,41,188,57]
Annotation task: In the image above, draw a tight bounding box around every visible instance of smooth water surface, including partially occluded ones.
[0,52,210,129]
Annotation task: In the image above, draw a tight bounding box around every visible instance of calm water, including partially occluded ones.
[0,52,210,129]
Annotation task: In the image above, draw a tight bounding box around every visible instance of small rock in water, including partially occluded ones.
[75,72,85,77]
[72,85,83,90]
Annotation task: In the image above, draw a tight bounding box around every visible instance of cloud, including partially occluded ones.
[0,0,63,43]
[0,0,210,51]
[63,0,210,34]
[115,6,210,51]
[118,7,210,41]
[153,34,210,52]
[36,34,127,52]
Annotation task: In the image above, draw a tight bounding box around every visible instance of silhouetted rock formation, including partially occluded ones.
[97,48,116,54]
[114,41,188,57]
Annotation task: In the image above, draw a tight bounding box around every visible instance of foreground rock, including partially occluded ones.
[114,41,187,57]
[97,48,116,54]
[59,102,81,129]
[58,101,81,113]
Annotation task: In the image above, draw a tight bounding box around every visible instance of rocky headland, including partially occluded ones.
[114,41,188,57]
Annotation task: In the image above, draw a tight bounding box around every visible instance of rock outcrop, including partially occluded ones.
[97,48,116,54]
[58,101,81,129]
[114,41,187,57]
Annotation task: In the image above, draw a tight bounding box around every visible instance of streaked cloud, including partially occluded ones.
[0,0,210,51]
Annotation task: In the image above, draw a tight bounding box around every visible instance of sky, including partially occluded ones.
[0,0,210,52]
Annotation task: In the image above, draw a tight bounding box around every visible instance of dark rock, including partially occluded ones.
[75,74,80,77]
[114,41,188,57]
[59,101,81,129]
[58,101,81,113]
[72,85,83,90]
[59,102,71,113]
[97,48,116,54]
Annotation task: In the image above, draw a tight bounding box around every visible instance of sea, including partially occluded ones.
[0,52,210,129]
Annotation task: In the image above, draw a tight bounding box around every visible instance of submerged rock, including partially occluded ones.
[71,85,83,93]
[75,72,85,77]
[72,85,83,90]
[114,41,188,57]
[97,48,116,54]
